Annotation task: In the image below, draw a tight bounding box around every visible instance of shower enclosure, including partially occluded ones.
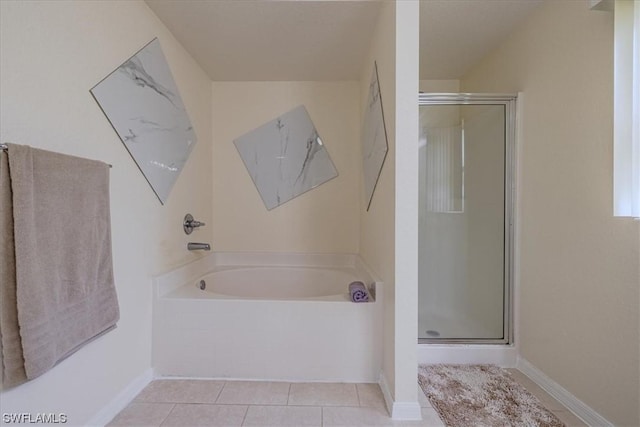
[418,94,516,344]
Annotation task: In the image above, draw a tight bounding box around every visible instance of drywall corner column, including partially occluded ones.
[393,0,421,419]
[359,0,396,409]
[359,0,420,420]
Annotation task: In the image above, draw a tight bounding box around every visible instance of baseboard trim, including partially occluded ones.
[87,368,154,426]
[391,401,422,420]
[378,372,422,420]
[517,358,613,427]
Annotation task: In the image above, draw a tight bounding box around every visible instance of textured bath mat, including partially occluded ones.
[418,364,565,427]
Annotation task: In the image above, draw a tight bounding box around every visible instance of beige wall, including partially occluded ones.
[419,80,460,93]
[461,1,639,425]
[211,81,360,253]
[0,0,212,424]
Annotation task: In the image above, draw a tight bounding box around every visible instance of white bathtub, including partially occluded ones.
[152,252,383,382]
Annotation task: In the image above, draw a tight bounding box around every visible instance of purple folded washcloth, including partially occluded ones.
[349,281,369,302]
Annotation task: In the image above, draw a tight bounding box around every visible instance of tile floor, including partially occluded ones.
[108,369,587,426]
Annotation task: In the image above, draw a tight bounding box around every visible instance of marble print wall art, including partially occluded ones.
[91,38,197,204]
[361,61,389,211]
[234,105,338,210]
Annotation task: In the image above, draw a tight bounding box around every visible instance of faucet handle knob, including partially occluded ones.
[183,213,205,235]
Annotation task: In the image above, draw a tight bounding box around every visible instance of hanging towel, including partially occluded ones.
[1,143,119,385]
[349,281,369,303]
[0,151,27,387]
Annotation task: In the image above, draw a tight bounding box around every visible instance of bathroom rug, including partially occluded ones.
[418,364,565,427]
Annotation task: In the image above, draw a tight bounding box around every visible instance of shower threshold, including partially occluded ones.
[417,342,517,366]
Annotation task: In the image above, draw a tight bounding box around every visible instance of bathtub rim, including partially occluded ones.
[193,265,370,301]
[153,251,382,300]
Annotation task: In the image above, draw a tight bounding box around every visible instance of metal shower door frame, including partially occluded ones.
[418,93,517,345]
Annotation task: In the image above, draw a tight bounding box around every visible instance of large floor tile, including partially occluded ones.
[356,383,386,409]
[135,379,225,404]
[107,402,174,427]
[161,403,247,426]
[243,405,321,426]
[216,381,290,405]
[324,406,445,427]
[322,406,395,426]
[109,375,577,427]
[288,383,359,406]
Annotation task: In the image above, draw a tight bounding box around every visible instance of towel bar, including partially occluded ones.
[1,143,112,168]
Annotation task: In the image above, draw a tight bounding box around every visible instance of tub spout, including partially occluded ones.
[187,242,211,251]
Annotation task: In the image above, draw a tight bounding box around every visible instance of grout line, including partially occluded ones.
[285,404,347,408]
[215,380,227,403]
[354,383,362,407]
[158,403,176,427]
[286,383,292,405]
[240,404,250,427]
[211,402,295,406]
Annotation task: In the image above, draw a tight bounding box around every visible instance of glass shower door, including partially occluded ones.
[418,94,515,343]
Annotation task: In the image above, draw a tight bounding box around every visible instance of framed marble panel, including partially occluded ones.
[362,61,389,211]
[91,38,196,204]
[234,105,338,210]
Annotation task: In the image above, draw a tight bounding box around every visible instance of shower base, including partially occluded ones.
[417,310,516,366]
[418,312,496,340]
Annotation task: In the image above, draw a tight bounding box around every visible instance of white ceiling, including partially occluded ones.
[145,0,382,81]
[145,0,543,82]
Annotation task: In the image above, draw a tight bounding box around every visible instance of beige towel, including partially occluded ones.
[3,144,119,384]
[0,151,27,387]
